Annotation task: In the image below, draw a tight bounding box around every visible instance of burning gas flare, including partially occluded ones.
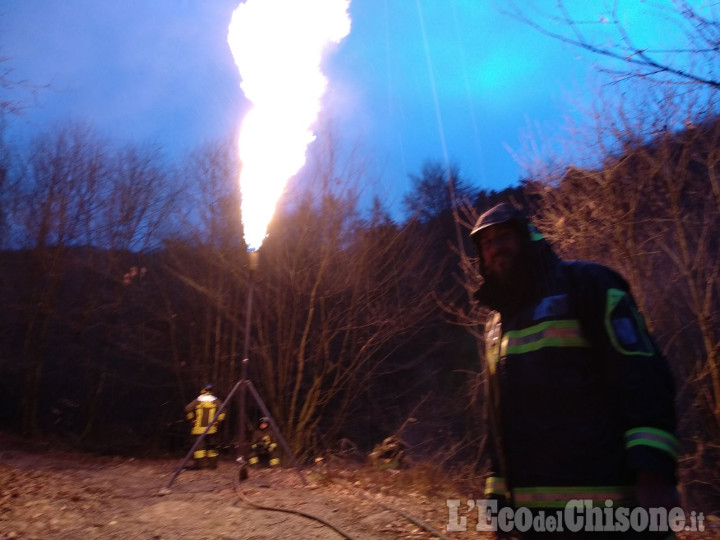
[228,0,351,251]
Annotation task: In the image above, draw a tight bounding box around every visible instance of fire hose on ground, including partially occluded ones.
[231,467,454,540]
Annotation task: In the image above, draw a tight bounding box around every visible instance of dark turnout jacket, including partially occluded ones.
[476,228,677,508]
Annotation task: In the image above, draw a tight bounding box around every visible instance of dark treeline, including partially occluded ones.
[0,124,515,463]
[1,116,718,512]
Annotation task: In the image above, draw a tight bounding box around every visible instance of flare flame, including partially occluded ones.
[228,0,351,250]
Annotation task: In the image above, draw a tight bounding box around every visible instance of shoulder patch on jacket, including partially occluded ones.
[533,294,569,320]
[605,289,655,356]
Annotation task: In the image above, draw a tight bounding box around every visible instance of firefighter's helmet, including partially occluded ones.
[469,203,532,276]
[469,203,526,245]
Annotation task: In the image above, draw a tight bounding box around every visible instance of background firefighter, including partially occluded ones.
[248,417,280,467]
[184,384,226,469]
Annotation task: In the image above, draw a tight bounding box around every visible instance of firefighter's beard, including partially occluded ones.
[482,249,531,308]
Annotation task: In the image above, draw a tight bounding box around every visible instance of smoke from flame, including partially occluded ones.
[227,0,351,251]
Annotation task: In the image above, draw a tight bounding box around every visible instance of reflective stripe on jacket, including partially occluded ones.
[185,394,226,436]
[482,259,677,507]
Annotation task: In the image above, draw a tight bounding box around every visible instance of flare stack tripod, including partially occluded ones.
[165,250,306,489]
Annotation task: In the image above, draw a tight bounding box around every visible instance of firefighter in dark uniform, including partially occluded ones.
[185,384,226,469]
[470,203,679,538]
[248,417,280,467]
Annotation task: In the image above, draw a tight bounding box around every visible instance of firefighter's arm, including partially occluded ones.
[482,312,509,505]
[483,403,507,501]
[483,429,513,540]
[481,313,513,539]
[212,409,226,427]
[582,266,678,501]
[635,469,680,510]
[184,401,197,421]
[483,417,515,540]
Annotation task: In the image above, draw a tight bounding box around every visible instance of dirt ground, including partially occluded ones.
[2,432,719,539]
[0,432,480,540]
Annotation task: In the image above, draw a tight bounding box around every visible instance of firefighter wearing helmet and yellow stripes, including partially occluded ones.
[470,203,678,539]
[184,384,226,469]
[248,417,280,467]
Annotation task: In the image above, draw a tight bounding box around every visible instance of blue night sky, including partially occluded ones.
[0,1,675,214]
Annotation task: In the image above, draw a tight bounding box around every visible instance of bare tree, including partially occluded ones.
[6,124,181,439]
[8,125,108,435]
[503,0,720,89]
[157,140,245,405]
[236,149,446,458]
[0,54,44,117]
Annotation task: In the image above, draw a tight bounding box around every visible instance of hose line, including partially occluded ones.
[232,469,358,540]
[232,466,454,540]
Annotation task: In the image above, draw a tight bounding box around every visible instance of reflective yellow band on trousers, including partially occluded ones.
[512,485,634,508]
[501,320,591,355]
